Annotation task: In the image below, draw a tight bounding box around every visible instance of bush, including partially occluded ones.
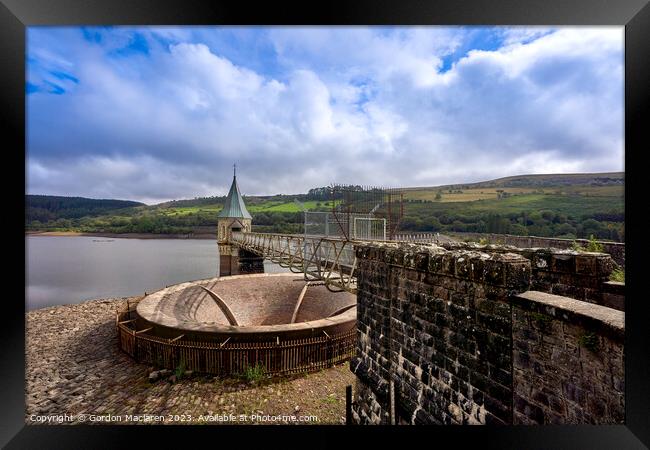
[570,240,583,252]
[585,235,605,252]
[243,362,265,383]
[175,358,186,380]
[571,235,604,253]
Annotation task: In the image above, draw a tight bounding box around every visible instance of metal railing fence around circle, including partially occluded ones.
[116,300,356,376]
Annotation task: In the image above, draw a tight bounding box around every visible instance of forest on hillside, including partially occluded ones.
[25,173,625,242]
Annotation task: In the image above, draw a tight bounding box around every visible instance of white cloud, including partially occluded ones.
[26,26,624,203]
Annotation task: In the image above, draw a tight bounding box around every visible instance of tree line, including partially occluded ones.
[399,210,623,241]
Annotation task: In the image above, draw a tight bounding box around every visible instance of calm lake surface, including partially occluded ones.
[26,236,289,311]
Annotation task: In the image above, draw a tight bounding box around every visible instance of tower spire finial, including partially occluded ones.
[233,163,236,178]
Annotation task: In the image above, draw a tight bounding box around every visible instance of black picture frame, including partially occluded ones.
[4,0,648,448]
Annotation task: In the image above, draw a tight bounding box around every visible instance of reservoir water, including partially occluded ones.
[26,236,289,310]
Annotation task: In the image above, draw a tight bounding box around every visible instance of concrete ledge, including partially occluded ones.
[512,291,624,339]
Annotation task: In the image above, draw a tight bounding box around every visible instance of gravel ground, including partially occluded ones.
[26,297,355,425]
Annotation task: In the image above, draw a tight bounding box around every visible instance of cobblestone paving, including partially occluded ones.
[26,297,354,425]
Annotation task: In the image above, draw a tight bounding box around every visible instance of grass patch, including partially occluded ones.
[610,267,625,283]
[321,394,339,405]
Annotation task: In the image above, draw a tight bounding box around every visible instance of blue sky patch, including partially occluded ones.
[26,82,40,94]
[439,27,506,73]
[109,31,150,57]
[50,70,79,84]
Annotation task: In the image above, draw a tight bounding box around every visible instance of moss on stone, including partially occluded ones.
[578,331,599,352]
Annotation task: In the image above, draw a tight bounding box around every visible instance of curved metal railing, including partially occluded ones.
[116,300,355,376]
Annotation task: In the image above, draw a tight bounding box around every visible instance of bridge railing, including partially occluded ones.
[393,232,440,243]
[230,230,445,293]
[231,231,358,293]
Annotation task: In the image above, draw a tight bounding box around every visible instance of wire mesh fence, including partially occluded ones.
[304,211,386,241]
[328,184,403,240]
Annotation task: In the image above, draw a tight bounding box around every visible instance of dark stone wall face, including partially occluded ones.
[351,242,625,426]
[237,249,265,274]
[352,378,391,425]
[219,254,239,277]
[511,293,624,424]
[600,281,625,311]
[351,243,530,425]
[219,245,264,277]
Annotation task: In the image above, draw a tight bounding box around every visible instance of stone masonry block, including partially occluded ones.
[531,250,553,270]
[483,258,506,286]
[403,250,417,270]
[415,251,430,271]
[574,254,598,275]
[504,259,531,292]
[455,254,472,279]
[441,253,456,276]
[594,256,615,278]
[551,253,576,273]
[428,253,444,274]
[469,256,486,283]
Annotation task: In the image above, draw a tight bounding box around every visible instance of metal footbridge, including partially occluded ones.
[230,231,441,294]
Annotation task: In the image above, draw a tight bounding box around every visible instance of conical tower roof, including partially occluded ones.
[217,170,252,219]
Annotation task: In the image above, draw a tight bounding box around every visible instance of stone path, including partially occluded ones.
[26,297,354,425]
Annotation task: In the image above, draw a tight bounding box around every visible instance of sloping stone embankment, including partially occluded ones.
[26,298,352,425]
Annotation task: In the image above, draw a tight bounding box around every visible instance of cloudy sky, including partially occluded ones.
[27,26,624,204]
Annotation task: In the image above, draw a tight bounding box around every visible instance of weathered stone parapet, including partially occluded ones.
[449,233,625,268]
[511,291,624,424]
[511,291,624,340]
[438,241,618,308]
[356,242,530,290]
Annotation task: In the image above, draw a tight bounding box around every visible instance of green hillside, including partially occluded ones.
[26,195,145,226]
[25,172,624,241]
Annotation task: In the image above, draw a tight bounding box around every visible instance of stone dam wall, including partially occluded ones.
[450,233,625,268]
[350,242,624,425]
[439,241,623,311]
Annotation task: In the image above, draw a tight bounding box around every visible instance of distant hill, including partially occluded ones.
[148,172,624,208]
[26,195,145,224]
[24,172,624,241]
[152,193,308,210]
[402,172,624,191]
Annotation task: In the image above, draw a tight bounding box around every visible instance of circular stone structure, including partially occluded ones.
[117,273,357,375]
[135,273,356,341]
